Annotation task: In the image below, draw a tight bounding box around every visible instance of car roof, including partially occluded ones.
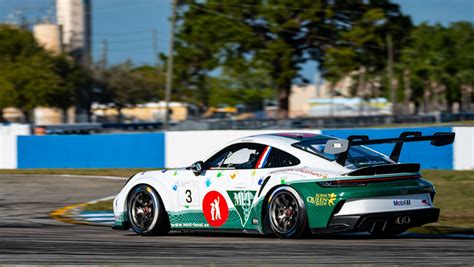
[240,132,336,146]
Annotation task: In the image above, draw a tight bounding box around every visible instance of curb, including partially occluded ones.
[50,195,115,227]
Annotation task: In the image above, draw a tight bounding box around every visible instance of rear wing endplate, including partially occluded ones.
[323,131,455,166]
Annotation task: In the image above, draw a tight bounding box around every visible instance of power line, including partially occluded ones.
[92,30,157,36]
[93,46,154,52]
[92,37,168,44]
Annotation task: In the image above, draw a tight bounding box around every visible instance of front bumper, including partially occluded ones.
[112,212,130,230]
[311,208,439,234]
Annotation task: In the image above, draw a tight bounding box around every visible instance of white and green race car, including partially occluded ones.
[113,131,454,238]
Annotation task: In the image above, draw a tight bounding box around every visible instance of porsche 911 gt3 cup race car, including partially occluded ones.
[113,131,455,238]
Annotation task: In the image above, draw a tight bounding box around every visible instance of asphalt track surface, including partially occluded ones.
[0,174,473,265]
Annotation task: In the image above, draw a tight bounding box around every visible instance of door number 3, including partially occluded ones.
[185,189,192,203]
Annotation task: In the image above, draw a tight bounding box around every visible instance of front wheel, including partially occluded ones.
[128,184,170,236]
[267,186,308,239]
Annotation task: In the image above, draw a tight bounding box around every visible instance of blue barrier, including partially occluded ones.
[18,133,165,168]
[321,127,453,170]
[16,127,455,170]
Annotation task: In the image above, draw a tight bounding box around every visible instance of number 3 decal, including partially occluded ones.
[185,189,192,203]
[179,181,199,207]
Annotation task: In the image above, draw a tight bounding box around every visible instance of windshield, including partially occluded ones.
[292,138,395,169]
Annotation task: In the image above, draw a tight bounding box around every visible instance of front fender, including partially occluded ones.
[113,173,175,228]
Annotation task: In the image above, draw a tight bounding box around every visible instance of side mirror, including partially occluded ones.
[324,139,349,154]
[190,161,204,176]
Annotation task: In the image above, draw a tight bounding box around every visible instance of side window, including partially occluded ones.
[263,147,300,168]
[204,143,266,170]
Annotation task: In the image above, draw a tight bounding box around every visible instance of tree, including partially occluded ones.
[174,0,411,117]
[0,24,91,123]
[208,63,274,110]
[98,62,163,121]
[400,22,474,113]
[0,54,63,122]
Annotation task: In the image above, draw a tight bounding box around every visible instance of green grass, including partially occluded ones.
[422,170,474,228]
[84,200,114,211]
[1,168,473,228]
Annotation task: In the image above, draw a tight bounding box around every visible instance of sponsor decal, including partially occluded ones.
[161,169,167,173]
[280,177,287,184]
[172,183,178,191]
[257,176,264,185]
[251,169,256,177]
[205,177,212,187]
[173,171,178,176]
[270,166,328,179]
[230,171,238,179]
[227,190,256,226]
[172,222,209,228]
[202,191,229,227]
[393,199,411,206]
[217,172,223,178]
[307,193,337,206]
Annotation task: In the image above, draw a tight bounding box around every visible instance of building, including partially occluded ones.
[91,102,189,123]
[33,23,63,54]
[289,76,352,118]
[56,0,91,64]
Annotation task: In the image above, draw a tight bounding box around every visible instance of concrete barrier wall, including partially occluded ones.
[453,127,474,170]
[17,133,165,168]
[0,124,30,169]
[5,125,472,170]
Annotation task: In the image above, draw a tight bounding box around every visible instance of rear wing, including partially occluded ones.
[324,131,455,166]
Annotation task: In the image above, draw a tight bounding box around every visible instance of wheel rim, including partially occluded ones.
[130,188,157,231]
[269,190,299,234]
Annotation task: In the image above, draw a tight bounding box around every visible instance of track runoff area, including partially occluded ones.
[0,173,472,265]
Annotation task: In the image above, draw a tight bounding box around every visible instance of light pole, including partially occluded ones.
[164,0,177,130]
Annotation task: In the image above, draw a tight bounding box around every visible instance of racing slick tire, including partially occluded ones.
[370,228,408,238]
[127,184,170,236]
[267,186,308,239]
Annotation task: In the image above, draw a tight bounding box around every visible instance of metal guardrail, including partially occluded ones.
[34,113,474,134]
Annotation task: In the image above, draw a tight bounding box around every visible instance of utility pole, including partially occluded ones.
[164,0,177,130]
[152,30,159,66]
[101,39,108,67]
[387,33,396,115]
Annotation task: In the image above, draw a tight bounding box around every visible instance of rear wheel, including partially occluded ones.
[128,184,170,236]
[267,186,308,239]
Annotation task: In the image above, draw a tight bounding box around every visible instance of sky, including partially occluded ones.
[0,0,473,83]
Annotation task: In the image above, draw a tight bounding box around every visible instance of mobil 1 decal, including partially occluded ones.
[202,191,229,227]
[227,190,257,227]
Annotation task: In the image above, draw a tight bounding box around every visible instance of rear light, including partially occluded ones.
[318,174,421,187]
